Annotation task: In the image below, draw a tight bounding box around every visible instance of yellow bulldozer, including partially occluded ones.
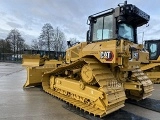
[22,50,63,87]
[23,1,153,117]
[141,40,160,83]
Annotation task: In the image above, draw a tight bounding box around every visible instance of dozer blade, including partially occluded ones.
[22,54,42,67]
[23,66,53,88]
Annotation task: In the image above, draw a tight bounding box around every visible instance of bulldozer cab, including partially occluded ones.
[87,1,150,44]
[66,1,150,64]
[144,40,160,60]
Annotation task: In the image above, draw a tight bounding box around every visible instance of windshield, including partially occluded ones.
[118,23,134,42]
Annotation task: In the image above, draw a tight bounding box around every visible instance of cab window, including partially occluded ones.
[149,43,157,58]
[92,14,113,41]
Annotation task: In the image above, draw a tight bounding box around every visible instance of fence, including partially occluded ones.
[0,50,66,62]
[0,53,22,63]
[23,49,65,59]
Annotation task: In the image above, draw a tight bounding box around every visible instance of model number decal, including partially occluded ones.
[100,51,114,61]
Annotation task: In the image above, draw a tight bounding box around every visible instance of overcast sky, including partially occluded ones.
[0,0,160,44]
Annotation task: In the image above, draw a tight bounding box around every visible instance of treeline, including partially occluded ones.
[0,23,78,61]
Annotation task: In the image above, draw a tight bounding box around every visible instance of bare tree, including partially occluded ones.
[0,39,5,53]
[0,39,12,60]
[6,29,25,61]
[24,43,30,50]
[5,39,12,53]
[39,23,55,56]
[38,24,66,58]
[53,27,66,52]
[69,38,79,45]
[0,39,5,60]
[67,38,80,48]
[31,39,39,50]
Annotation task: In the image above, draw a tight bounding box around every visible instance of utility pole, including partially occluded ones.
[142,32,144,45]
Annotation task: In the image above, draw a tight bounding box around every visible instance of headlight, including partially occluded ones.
[129,47,139,61]
[132,51,139,60]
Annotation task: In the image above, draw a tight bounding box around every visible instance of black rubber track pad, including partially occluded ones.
[126,98,160,113]
[62,103,148,120]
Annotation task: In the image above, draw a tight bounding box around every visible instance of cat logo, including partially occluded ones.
[100,51,114,61]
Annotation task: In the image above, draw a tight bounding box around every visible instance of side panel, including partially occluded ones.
[139,51,149,63]
[66,42,87,63]
[66,40,117,63]
[82,40,117,63]
[65,40,145,67]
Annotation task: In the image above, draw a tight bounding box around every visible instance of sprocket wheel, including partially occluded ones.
[81,64,97,85]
